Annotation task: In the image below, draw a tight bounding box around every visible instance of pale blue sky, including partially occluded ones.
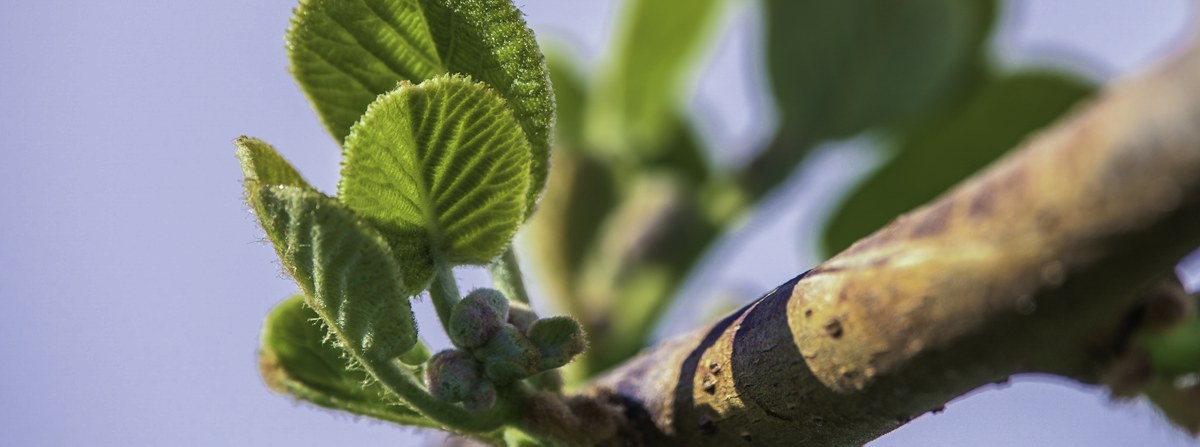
[0,0,1196,445]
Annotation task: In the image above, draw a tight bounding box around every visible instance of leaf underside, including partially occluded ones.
[288,0,552,215]
[260,295,437,428]
[250,181,419,363]
[338,75,532,282]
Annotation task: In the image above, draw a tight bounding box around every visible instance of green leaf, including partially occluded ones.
[766,0,994,142]
[250,184,418,363]
[236,136,310,188]
[543,47,587,148]
[822,71,1093,255]
[587,0,726,155]
[339,75,532,278]
[250,186,512,431]
[287,0,552,215]
[1144,320,1200,377]
[259,295,438,428]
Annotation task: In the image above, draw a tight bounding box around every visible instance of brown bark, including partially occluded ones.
[578,30,1200,446]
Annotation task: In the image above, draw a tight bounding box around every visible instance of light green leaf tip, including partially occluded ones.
[287,0,552,216]
[259,294,438,428]
[250,183,419,364]
[236,136,310,189]
[339,75,532,274]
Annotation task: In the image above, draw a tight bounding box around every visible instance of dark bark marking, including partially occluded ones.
[824,319,844,339]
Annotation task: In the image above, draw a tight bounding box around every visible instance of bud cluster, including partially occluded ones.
[424,288,587,412]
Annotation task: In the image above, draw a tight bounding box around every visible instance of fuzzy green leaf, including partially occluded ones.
[250,184,418,363]
[339,75,532,278]
[766,0,993,142]
[236,137,310,188]
[259,295,438,428]
[587,0,725,155]
[822,72,1093,255]
[287,0,552,215]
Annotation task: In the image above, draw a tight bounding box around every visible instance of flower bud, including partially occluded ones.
[473,324,539,384]
[449,289,509,348]
[528,316,587,371]
[424,350,483,403]
[462,380,497,413]
[507,301,539,334]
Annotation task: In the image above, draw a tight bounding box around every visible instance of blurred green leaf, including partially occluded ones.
[288,0,552,214]
[765,0,993,142]
[339,75,532,283]
[587,0,727,156]
[543,47,587,148]
[529,150,619,305]
[1145,319,1200,377]
[822,71,1093,255]
[260,295,438,428]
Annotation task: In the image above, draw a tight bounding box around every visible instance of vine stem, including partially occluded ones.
[490,246,532,304]
[363,357,514,432]
[430,262,461,332]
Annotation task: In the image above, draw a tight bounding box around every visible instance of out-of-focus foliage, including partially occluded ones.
[823,72,1094,254]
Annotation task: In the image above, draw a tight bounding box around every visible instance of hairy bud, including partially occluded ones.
[449,289,510,348]
[528,316,588,371]
[473,324,540,383]
[425,350,484,403]
[462,380,497,413]
[507,301,539,334]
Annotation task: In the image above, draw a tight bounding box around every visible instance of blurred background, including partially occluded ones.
[1,0,1198,445]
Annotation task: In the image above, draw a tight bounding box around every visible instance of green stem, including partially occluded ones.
[430,263,461,332]
[490,246,532,304]
[364,358,513,432]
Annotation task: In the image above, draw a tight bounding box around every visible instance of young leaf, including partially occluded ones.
[236,136,310,188]
[765,0,992,142]
[288,0,552,215]
[259,295,438,429]
[339,75,532,275]
[587,0,726,155]
[822,72,1093,255]
[250,184,419,363]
